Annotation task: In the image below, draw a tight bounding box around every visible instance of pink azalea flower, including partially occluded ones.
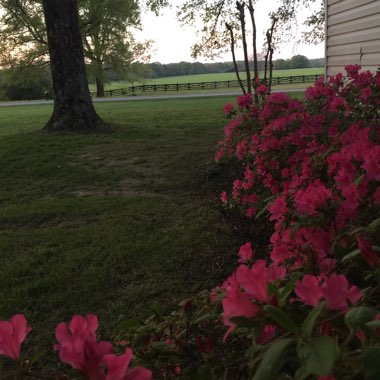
[223,102,234,115]
[222,276,260,340]
[236,140,248,160]
[238,242,254,263]
[256,324,276,345]
[102,348,152,380]
[268,195,287,222]
[267,264,287,281]
[321,274,361,311]
[55,314,114,379]
[359,86,372,102]
[241,194,259,205]
[318,375,336,380]
[232,179,243,199]
[335,199,358,229]
[345,64,361,77]
[294,180,332,215]
[246,206,257,218]
[243,165,255,189]
[294,275,322,307]
[220,191,228,204]
[357,235,380,266]
[236,260,272,303]
[256,84,268,95]
[362,146,380,181]
[0,314,31,360]
[237,93,252,109]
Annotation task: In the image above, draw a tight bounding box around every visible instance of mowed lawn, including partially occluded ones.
[0,97,240,363]
[90,67,324,92]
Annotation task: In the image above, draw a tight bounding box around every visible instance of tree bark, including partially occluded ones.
[42,0,104,131]
[247,0,258,102]
[226,22,246,95]
[96,76,105,98]
[236,2,251,94]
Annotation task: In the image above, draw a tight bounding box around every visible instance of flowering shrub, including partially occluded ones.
[0,314,151,379]
[214,65,380,379]
[1,66,379,379]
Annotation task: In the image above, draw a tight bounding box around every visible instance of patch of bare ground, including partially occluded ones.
[72,147,166,196]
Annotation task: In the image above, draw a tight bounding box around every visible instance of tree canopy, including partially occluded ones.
[0,0,154,96]
[177,0,324,59]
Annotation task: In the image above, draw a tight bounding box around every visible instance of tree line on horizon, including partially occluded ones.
[114,55,325,83]
[0,54,324,101]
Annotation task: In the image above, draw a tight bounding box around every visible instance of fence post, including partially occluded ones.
[110,90,113,97]
[176,84,179,91]
[214,81,216,89]
[188,83,190,90]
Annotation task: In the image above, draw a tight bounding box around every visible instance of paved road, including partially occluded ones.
[0,89,306,107]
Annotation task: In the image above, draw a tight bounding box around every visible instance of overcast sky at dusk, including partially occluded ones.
[136,0,324,64]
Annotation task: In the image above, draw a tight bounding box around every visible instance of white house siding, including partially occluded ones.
[326,0,380,76]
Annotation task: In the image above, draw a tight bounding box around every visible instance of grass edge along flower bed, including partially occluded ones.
[0,65,379,379]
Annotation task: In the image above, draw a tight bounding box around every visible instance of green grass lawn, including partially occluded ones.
[0,96,246,371]
[89,67,324,93]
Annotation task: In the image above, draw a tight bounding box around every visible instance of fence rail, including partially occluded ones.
[90,74,323,97]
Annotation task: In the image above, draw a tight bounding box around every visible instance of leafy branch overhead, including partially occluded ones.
[177,0,325,59]
[0,0,162,97]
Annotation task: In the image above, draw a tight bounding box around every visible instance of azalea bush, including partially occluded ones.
[0,65,379,379]
[213,65,380,379]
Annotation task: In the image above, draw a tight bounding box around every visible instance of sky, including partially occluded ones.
[136,0,325,64]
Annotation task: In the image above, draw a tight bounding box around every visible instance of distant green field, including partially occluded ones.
[89,67,324,93]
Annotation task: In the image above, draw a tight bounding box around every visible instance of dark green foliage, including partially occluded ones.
[0,65,52,100]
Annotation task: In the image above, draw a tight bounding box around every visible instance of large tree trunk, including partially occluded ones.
[42,0,104,131]
[96,76,105,98]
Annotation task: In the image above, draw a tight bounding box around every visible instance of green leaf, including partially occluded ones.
[344,307,378,330]
[290,223,302,237]
[264,305,299,335]
[28,349,46,366]
[279,273,302,304]
[294,366,310,380]
[297,336,337,376]
[365,217,380,236]
[151,302,164,319]
[190,362,214,380]
[252,338,294,380]
[229,316,259,328]
[301,301,326,339]
[354,174,365,186]
[364,348,380,380]
[366,320,380,330]
[194,314,213,324]
[268,282,281,299]
[116,318,141,332]
[342,249,360,262]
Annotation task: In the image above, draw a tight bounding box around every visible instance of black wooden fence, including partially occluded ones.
[90,74,323,97]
